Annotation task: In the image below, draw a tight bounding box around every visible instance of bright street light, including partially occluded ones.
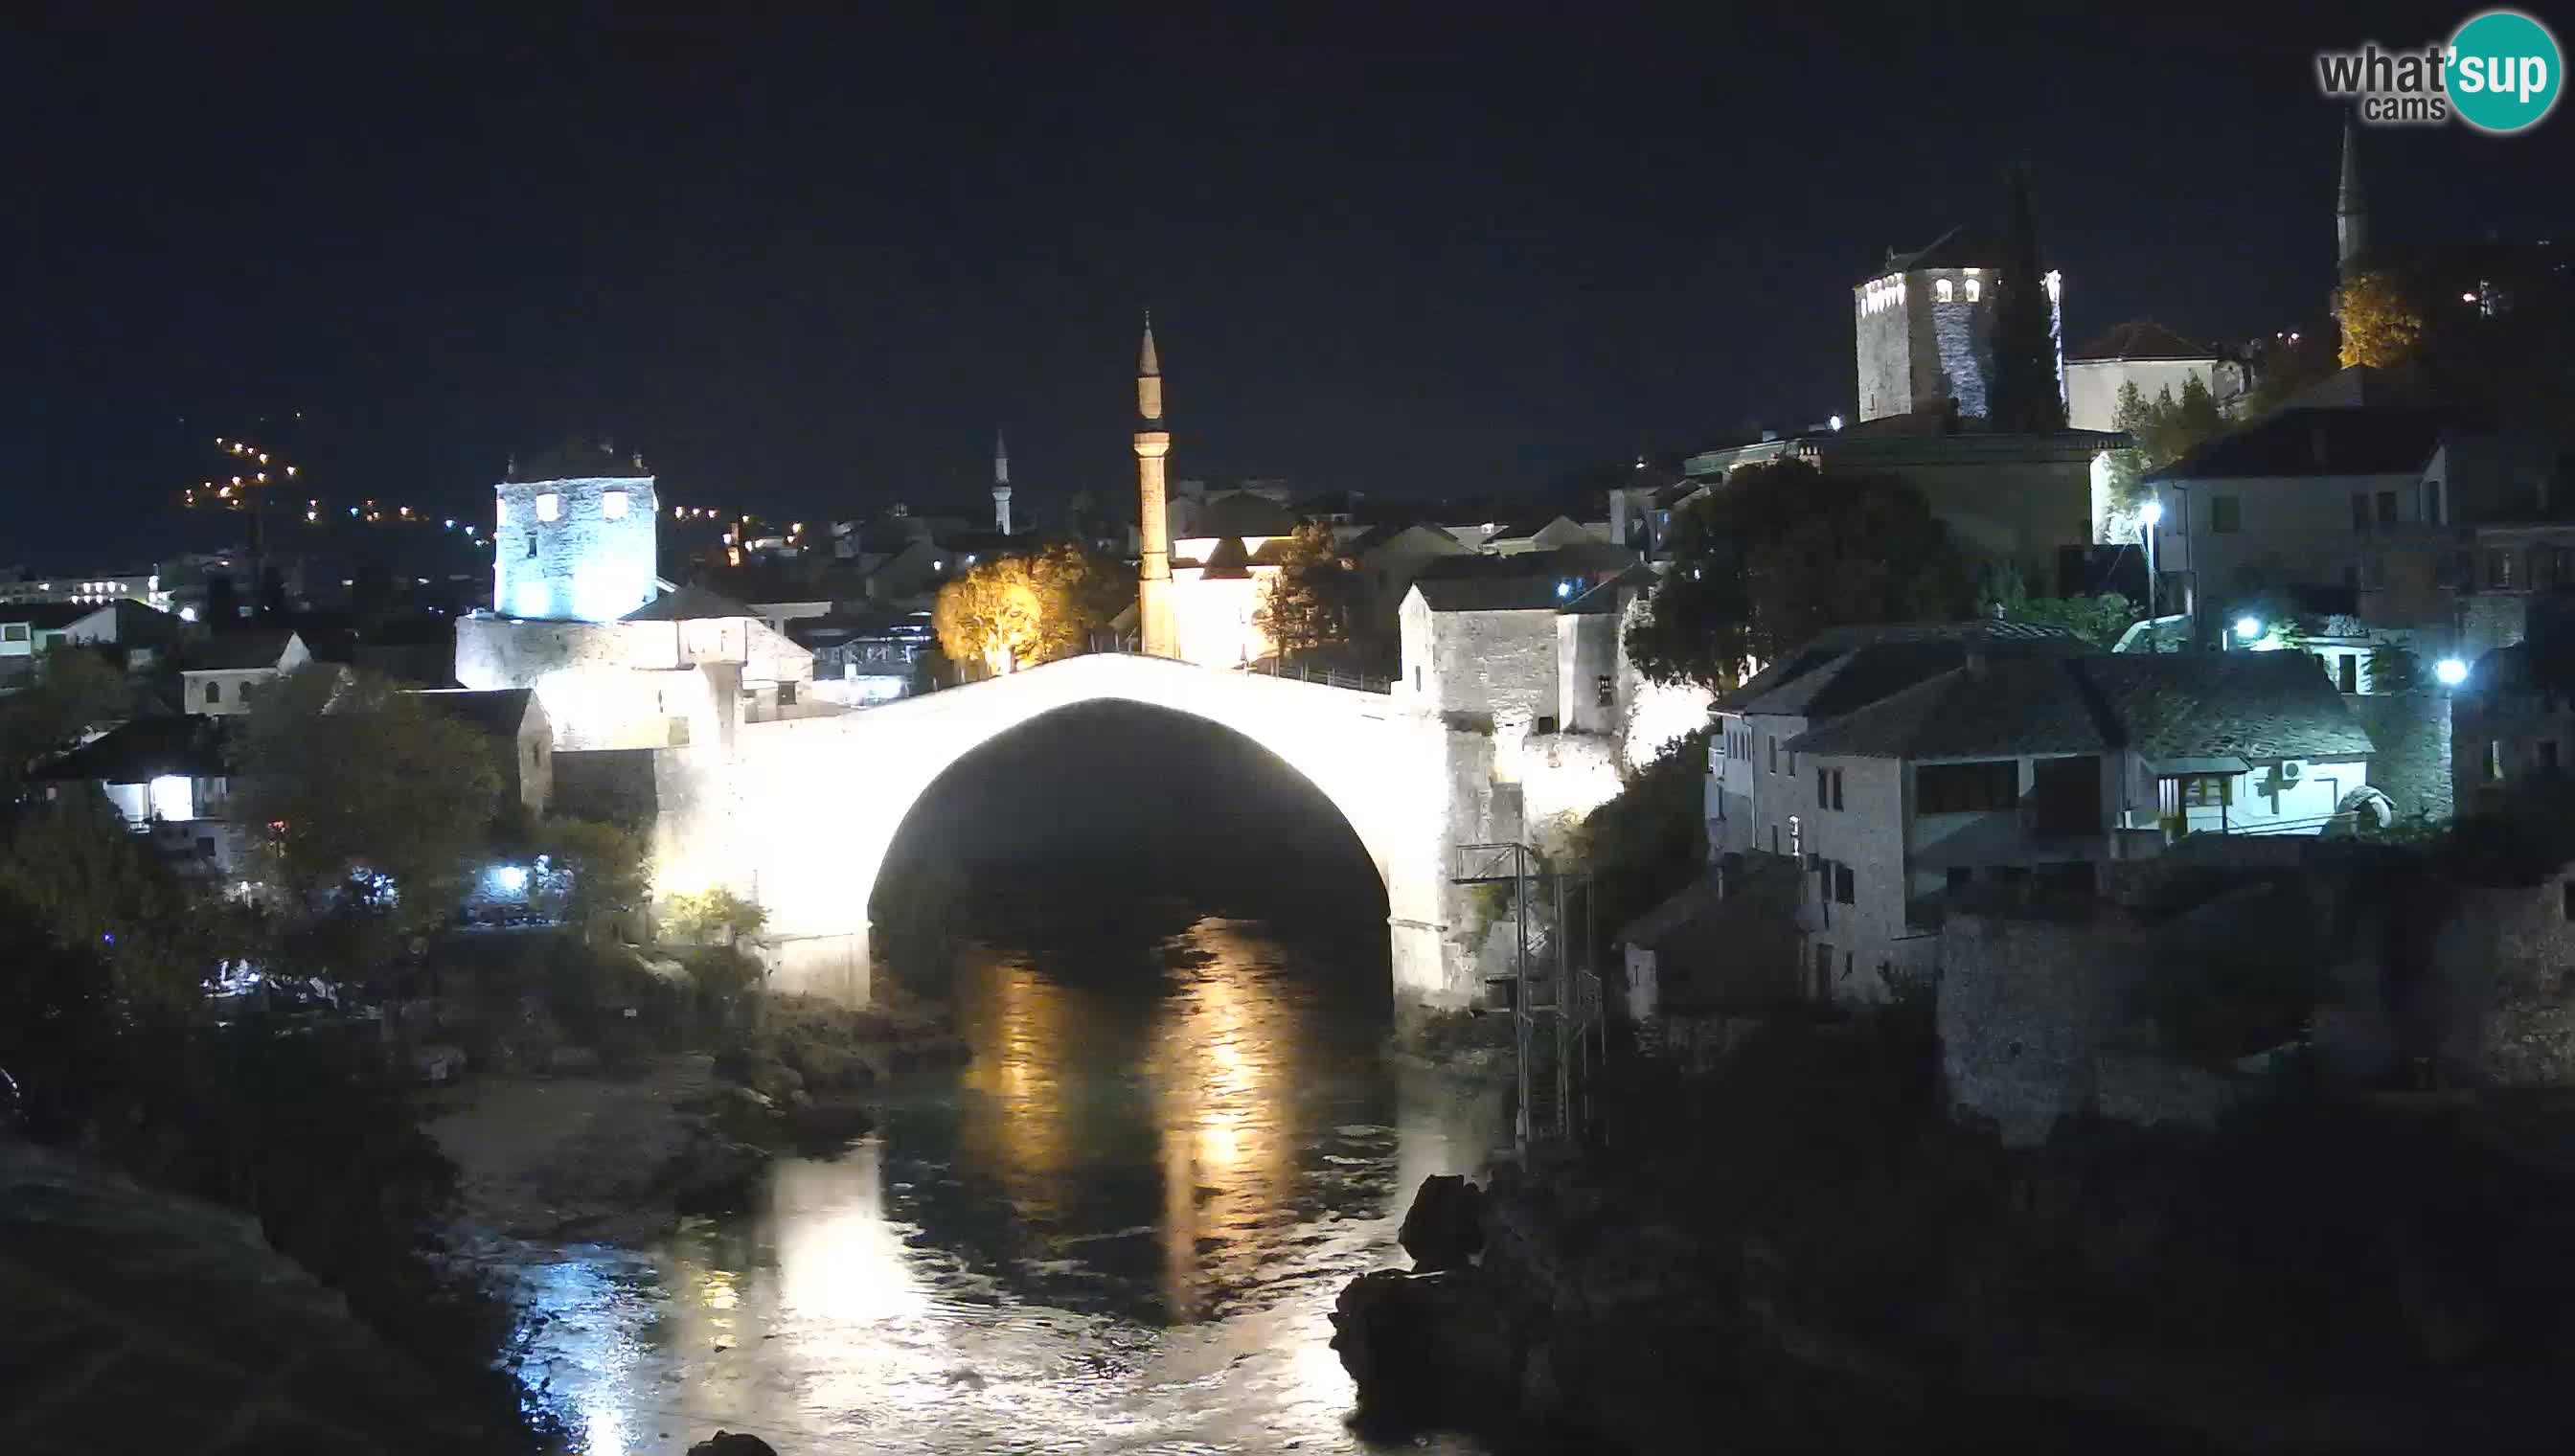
[2234,616,2263,642]
[2139,499,2163,527]
[2435,657,2469,687]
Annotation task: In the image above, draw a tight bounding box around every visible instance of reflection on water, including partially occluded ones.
[498,912,1503,1454]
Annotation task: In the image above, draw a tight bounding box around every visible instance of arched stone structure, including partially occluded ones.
[718,654,1466,1015]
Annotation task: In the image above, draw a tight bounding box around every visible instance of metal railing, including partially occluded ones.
[1232,659,1393,694]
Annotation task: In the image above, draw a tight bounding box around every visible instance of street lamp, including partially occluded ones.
[2435,656,2469,687]
[2139,499,2164,649]
[2235,615,2264,644]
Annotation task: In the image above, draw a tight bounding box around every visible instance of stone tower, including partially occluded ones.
[1133,313,1177,658]
[492,437,659,623]
[991,429,1014,535]
[2336,115,2369,276]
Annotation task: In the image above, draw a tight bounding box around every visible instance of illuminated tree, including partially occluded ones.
[935,544,1127,676]
[1253,521,1349,667]
[933,557,1047,676]
[1626,460,1972,691]
[2336,268,2427,368]
[2103,375,2229,524]
[529,817,652,932]
[661,887,767,946]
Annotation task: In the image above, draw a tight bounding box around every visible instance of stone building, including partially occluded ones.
[1853,226,2061,424]
[179,630,310,715]
[408,687,553,819]
[492,439,660,625]
[2062,320,2239,433]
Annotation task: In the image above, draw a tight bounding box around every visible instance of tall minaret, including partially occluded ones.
[991,429,1014,535]
[2336,115,2368,277]
[1133,312,1177,658]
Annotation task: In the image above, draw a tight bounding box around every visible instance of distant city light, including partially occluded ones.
[2435,656,2470,687]
[2234,616,2263,641]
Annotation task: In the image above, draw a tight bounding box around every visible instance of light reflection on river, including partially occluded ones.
[500,912,1504,1454]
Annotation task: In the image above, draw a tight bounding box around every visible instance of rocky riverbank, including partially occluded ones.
[1333,1018,2575,1453]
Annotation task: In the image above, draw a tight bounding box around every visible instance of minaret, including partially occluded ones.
[1133,312,1177,658]
[2336,115,2368,276]
[991,429,1014,535]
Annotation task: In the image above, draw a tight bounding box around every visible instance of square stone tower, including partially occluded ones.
[493,438,660,622]
[1853,228,2062,424]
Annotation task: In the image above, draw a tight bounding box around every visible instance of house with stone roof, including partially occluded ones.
[2062,320,2243,433]
[1778,648,2374,1004]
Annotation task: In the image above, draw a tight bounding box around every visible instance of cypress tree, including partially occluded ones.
[1989,166,2065,432]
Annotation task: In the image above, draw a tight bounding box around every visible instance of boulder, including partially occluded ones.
[744,1056,805,1106]
[703,1085,784,1145]
[1330,1268,1518,1421]
[787,1041,872,1093]
[688,1434,779,1456]
[1398,1173,1486,1271]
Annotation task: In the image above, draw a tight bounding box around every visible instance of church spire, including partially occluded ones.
[2336,114,2368,275]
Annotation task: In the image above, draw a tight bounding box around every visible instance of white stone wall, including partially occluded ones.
[2064,356,2217,434]
[1557,614,1617,736]
[1168,572,1272,670]
[1799,754,1925,1003]
[2147,469,2428,618]
[1411,603,1558,730]
[493,474,660,623]
[181,668,283,715]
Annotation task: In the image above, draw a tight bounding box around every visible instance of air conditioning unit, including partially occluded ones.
[2279,761,2303,784]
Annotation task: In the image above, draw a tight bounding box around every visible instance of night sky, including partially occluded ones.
[10,1,2570,569]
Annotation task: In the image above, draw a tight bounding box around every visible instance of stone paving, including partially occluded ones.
[0,1138,514,1455]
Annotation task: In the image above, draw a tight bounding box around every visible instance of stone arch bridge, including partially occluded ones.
[712,654,1477,1016]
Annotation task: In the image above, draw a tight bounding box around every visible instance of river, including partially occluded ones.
[495,900,1508,1454]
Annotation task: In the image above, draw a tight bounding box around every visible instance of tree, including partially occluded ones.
[1625,460,1973,692]
[934,544,1127,676]
[2104,376,2230,529]
[0,646,128,800]
[1253,520,1349,667]
[2246,327,2341,416]
[661,887,767,946]
[2336,268,2427,369]
[0,794,237,1013]
[2366,641,2424,694]
[229,666,503,954]
[933,557,1046,676]
[1992,583,2141,649]
[529,817,651,931]
[203,571,240,628]
[1988,167,2066,432]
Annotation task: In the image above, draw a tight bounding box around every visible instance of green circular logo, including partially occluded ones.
[2450,10,2562,133]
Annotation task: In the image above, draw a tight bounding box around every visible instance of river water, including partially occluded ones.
[498,903,1507,1454]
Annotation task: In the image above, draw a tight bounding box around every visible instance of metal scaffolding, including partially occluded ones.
[1452,841,1603,1149]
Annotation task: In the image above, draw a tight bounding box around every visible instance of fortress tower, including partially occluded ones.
[492,436,659,623]
[1133,314,1177,658]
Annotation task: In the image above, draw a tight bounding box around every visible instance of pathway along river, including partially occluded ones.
[493,899,1511,1454]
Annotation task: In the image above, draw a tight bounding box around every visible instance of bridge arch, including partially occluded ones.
[720,655,1458,1012]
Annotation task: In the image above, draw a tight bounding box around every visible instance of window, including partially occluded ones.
[1768,738,1777,774]
[2210,495,2242,534]
[1535,716,1558,735]
[2352,492,2372,533]
[2487,739,2503,782]
[1812,943,1833,1000]
[1413,667,1422,691]
[2488,550,2514,588]
[1935,278,1954,303]
[1915,761,2019,813]
[204,679,221,704]
[1834,863,1855,904]
[2376,490,2398,528]
[1964,278,1982,302]
[1596,674,1615,708]
[2179,774,2233,807]
[1817,768,1829,808]
[2544,740,2562,773]
[1832,769,1844,810]
[778,681,798,708]
[2338,654,2359,694]
[526,534,538,558]
[1,623,25,643]
[602,489,629,521]
[1789,814,1802,860]
[536,492,562,522]
[2427,480,2443,525]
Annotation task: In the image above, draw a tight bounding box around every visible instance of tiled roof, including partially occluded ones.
[2069,320,2213,362]
[1866,225,2007,282]
[408,688,537,739]
[183,629,299,671]
[1561,564,1660,616]
[1786,651,2373,762]
[1412,576,1566,612]
[1718,622,2087,717]
[519,436,649,481]
[1188,491,1297,538]
[0,603,97,629]
[621,585,759,622]
[36,715,234,784]
[2144,406,2477,482]
[1197,536,1255,580]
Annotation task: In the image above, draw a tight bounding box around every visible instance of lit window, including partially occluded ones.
[1936,279,1954,303]
[602,489,629,520]
[1965,278,1982,302]
[536,492,562,522]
